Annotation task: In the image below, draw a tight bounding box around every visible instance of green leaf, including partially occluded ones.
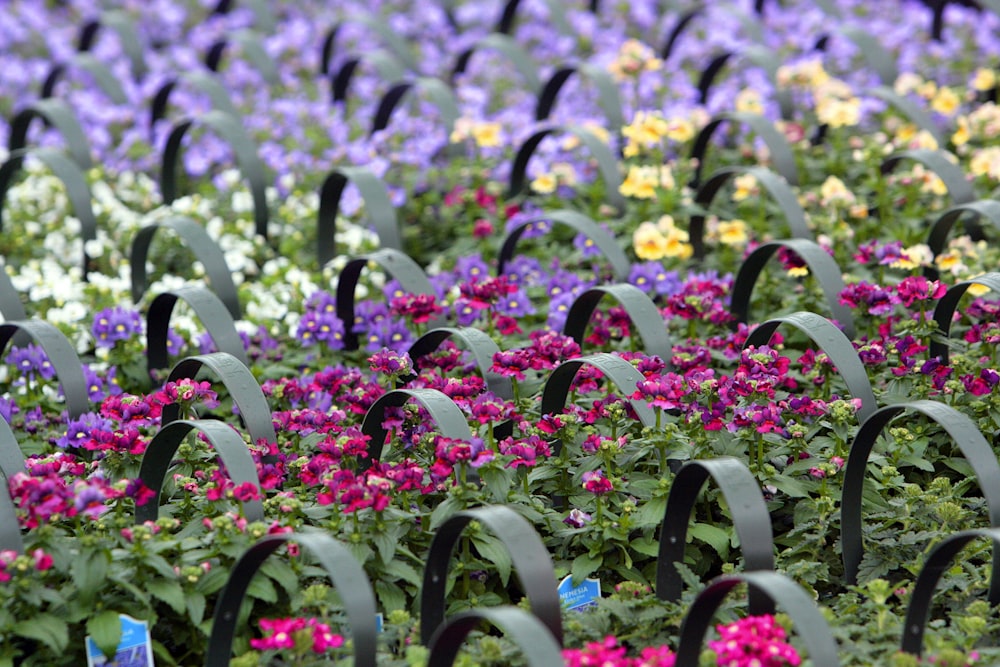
[629,535,660,558]
[246,575,278,603]
[632,495,668,529]
[383,559,423,588]
[146,579,186,615]
[429,495,463,530]
[570,551,602,587]
[374,579,407,612]
[152,640,180,666]
[479,466,513,503]
[72,552,109,605]
[13,613,68,653]
[372,529,398,566]
[87,610,123,662]
[139,553,178,579]
[186,592,206,626]
[198,566,231,596]
[471,534,513,586]
[768,475,810,498]
[690,522,730,557]
[943,456,975,478]
[260,558,300,596]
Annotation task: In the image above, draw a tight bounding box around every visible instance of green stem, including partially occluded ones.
[462,535,471,599]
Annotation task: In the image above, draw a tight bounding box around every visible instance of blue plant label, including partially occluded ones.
[375,612,384,633]
[85,614,154,667]
[558,575,602,611]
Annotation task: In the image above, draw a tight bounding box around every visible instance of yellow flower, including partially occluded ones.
[819,176,854,206]
[895,123,918,145]
[608,39,661,80]
[849,204,869,219]
[787,266,810,278]
[619,165,660,199]
[531,173,557,194]
[931,87,961,116]
[665,117,695,142]
[449,117,473,143]
[633,221,668,260]
[967,277,992,297]
[552,162,578,187]
[817,97,860,128]
[970,147,1000,179]
[894,72,924,96]
[622,111,669,148]
[732,174,758,202]
[471,122,503,148]
[972,68,997,92]
[890,244,932,270]
[662,225,693,259]
[920,173,947,197]
[735,88,763,114]
[934,250,964,275]
[658,165,676,190]
[778,59,829,88]
[916,80,938,100]
[717,219,748,246]
[952,117,970,146]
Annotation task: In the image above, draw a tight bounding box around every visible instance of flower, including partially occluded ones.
[91,306,143,348]
[581,469,613,495]
[251,617,345,654]
[368,348,414,379]
[5,344,55,383]
[708,615,802,667]
[563,508,592,528]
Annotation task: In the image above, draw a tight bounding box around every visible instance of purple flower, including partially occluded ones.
[91,307,143,349]
[628,261,662,295]
[5,344,55,383]
[573,232,603,258]
[368,348,413,378]
[165,329,187,357]
[82,365,122,402]
[563,508,592,528]
[546,292,577,332]
[364,318,413,353]
[496,289,536,318]
[0,397,17,424]
[454,254,490,282]
[73,481,110,519]
[56,412,112,449]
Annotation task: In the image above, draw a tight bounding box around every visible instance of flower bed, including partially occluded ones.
[3,0,1000,665]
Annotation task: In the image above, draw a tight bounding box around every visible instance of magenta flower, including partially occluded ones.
[633,373,687,411]
[563,636,631,667]
[492,349,532,380]
[895,276,947,307]
[581,469,613,496]
[433,435,494,468]
[368,347,414,379]
[251,617,345,653]
[390,292,444,324]
[708,614,801,667]
[160,379,221,409]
